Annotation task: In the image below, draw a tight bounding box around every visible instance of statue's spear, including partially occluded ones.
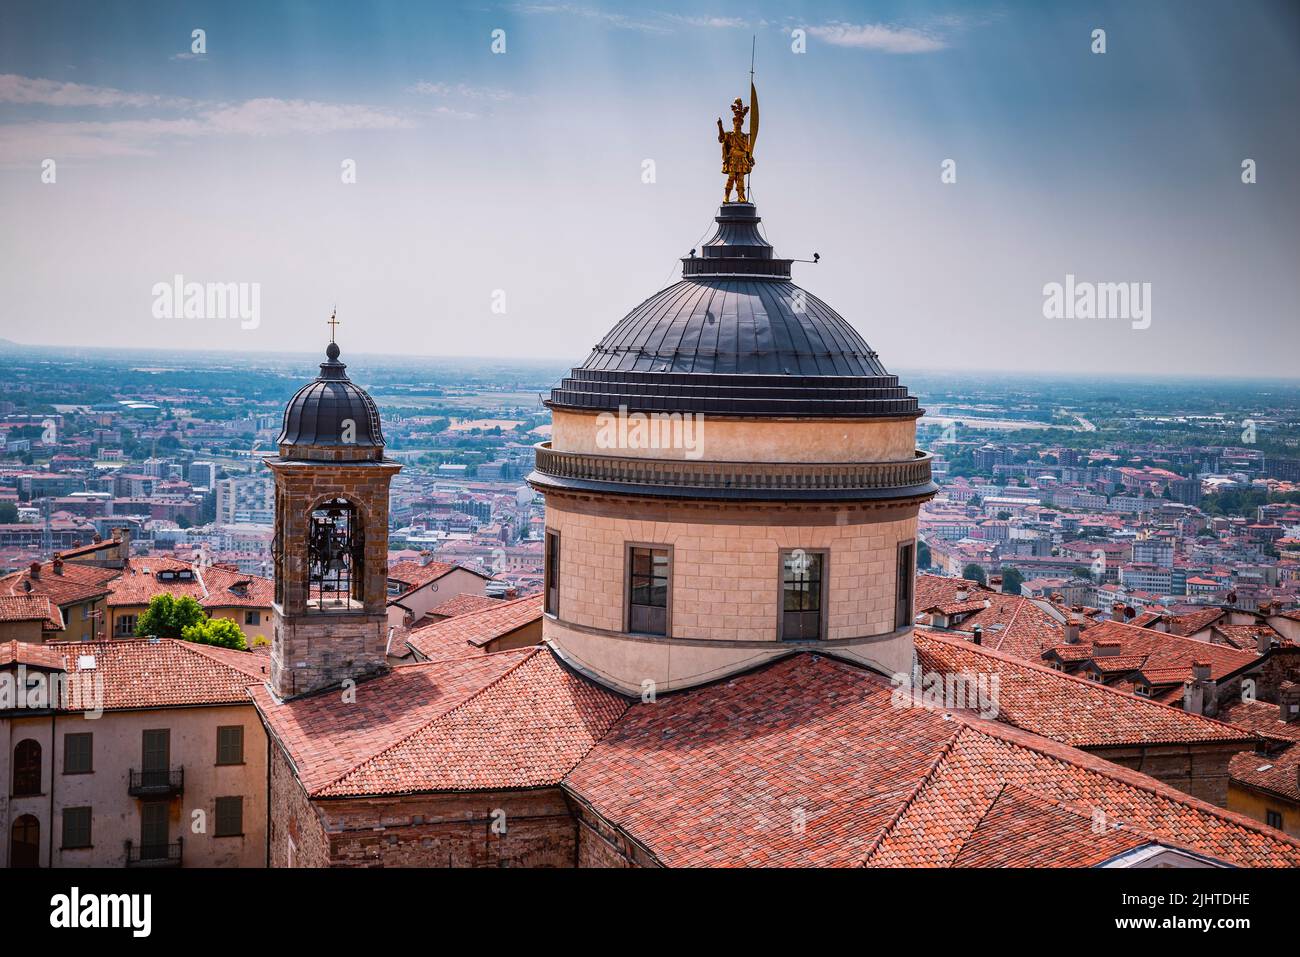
[748,35,759,155]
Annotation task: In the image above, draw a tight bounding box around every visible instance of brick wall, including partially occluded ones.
[269,741,330,868]
[1088,741,1247,807]
[310,788,578,867]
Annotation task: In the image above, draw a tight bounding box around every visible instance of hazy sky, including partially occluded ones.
[1,0,1297,376]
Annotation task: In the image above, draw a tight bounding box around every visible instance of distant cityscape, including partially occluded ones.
[2,345,1296,632]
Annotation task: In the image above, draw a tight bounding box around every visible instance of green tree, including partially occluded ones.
[181,617,248,651]
[0,502,17,523]
[962,563,987,586]
[135,594,207,638]
[917,540,932,570]
[1001,567,1025,596]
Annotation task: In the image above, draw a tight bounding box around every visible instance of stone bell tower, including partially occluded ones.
[265,338,400,699]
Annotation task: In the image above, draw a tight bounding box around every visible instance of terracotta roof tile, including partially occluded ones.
[951,785,1147,867]
[0,638,66,670]
[107,557,273,610]
[915,630,1254,748]
[406,594,543,660]
[916,575,1066,660]
[0,561,116,608]
[566,654,1300,867]
[1229,744,1300,804]
[49,638,262,710]
[424,593,504,619]
[0,594,63,630]
[253,646,627,797]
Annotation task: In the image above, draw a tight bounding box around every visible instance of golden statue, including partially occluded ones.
[718,81,758,203]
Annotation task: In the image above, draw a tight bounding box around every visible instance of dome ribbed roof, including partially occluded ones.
[547,202,919,418]
[278,342,385,451]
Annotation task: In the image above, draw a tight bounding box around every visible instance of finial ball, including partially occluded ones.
[326,342,341,361]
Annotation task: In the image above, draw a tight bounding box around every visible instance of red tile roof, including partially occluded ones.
[253,646,628,797]
[915,629,1255,748]
[915,576,1067,661]
[48,638,263,710]
[0,560,116,608]
[107,557,273,610]
[1229,744,1300,804]
[1211,623,1288,651]
[1166,607,1227,636]
[425,593,504,619]
[950,785,1147,867]
[863,716,1300,868]
[387,560,487,601]
[565,654,1300,867]
[0,594,63,630]
[1070,619,1261,684]
[405,594,543,661]
[0,638,66,670]
[1217,697,1300,744]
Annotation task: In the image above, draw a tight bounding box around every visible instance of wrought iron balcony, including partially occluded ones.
[127,767,184,797]
[124,838,183,868]
[529,443,936,502]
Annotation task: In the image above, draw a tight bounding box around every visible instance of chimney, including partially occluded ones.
[1257,629,1278,654]
[989,575,1003,593]
[1092,639,1121,657]
[1279,686,1300,724]
[419,550,433,567]
[972,624,983,646]
[28,561,41,579]
[1183,680,1204,716]
[1111,601,1126,622]
[1192,660,1211,682]
[1064,619,1081,644]
[52,557,63,576]
[113,526,131,566]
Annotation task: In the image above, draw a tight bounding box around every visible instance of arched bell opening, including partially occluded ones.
[306,497,365,612]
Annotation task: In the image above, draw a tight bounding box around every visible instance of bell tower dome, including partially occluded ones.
[265,338,401,699]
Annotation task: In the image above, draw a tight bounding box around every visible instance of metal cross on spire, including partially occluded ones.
[327,307,341,343]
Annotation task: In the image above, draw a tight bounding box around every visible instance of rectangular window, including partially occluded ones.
[64,732,93,774]
[216,726,244,766]
[140,801,169,857]
[245,610,260,626]
[781,550,825,641]
[62,806,92,849]
[142,729,170,772]
[215,796,244,837]
[1267,810,1283,830]
[115,614,137,637]
[626,546,670,636]
[895,541,916,629]
[544,530,560,616]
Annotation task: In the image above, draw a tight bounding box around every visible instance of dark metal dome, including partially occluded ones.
[278,342,385,451]
[547,203,920,418]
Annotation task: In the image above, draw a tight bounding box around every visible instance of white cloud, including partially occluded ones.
[0,73,196,109]
[664,15,748,29]
[407,81,515,102]
[512,3,672,34]
[0,82,417,163]
[804,22,948,54]
[201,98,412,135]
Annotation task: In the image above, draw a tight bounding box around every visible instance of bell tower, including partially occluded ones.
[265,337,400,699]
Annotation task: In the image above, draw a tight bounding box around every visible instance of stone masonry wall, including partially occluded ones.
[547,501,917,642]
